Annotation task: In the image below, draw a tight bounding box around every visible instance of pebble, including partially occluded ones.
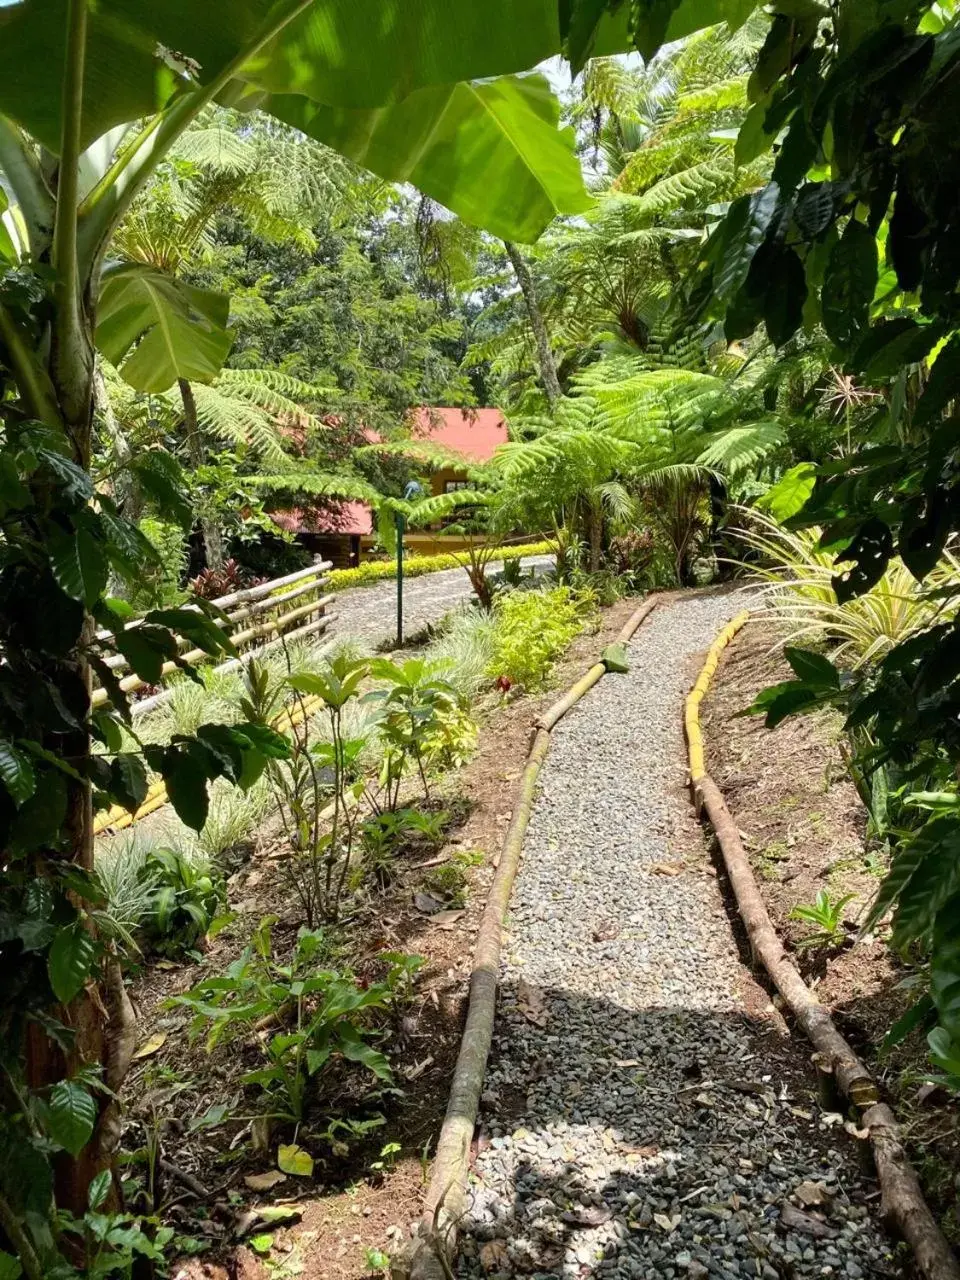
[457,593,897,1280]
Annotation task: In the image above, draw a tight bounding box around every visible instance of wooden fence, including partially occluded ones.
[93,561,336,717]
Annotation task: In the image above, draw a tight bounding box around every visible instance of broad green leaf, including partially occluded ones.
[0,739,36,806]
[735,98,776,167]
[758,462,816,522]
[268,75,591,245]
[48,923,97,1003]
[590,0,757,62]
[784,647,840,689]
[0,1,562,150]
[821,220,878,348]
[0,1250,22,1280]
[163,753,210,831]
[96,265,232,393]
[88,1169,113,1211]
[277,1143,314,1177]
[48,1079,97,1155]
[713,184,781,306]
[48,525,109,609]
[931,893,960,1037]
[110,754,149,812]
[114,624,178,683]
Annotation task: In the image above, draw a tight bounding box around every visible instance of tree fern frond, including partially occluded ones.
[695,421,787,473]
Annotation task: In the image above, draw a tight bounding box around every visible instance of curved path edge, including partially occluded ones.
[687,615,960,1280]
[397,597,661,1280]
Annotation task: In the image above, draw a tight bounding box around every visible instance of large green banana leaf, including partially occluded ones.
[96,265,233,393]
[0,0,561,149]
[0,0,584,241]
[269,75,591,243]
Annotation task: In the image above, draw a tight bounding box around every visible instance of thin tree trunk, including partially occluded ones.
[588,497,603,572]
[179,376,224,570]
[503,239,562,410]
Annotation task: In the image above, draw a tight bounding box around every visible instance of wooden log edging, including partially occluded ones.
[401,596,659,1280]
[686,615,960,1280]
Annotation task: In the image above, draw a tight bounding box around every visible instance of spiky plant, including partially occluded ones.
[734,509,960,667]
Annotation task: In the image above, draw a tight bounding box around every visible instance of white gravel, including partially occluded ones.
[457,591,897,1280]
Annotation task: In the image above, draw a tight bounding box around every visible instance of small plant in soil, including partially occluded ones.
[363,1245,391,1275]
[360,807,450,888]
[367,658,466,808]
[140,846,225,958]
[423,861,468,907]
[789,890,855,950]
[170,916,421,1124]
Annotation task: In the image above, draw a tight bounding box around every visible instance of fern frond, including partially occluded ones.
[695,422,787,473]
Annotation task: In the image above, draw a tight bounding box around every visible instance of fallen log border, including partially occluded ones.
[401,596,659,1280]
[685,613,960,1280]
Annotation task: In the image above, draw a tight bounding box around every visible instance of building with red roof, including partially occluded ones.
[273,407,508,567]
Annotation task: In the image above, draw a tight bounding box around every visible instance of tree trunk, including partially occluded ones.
[503,240,562,410]
[26,289,121,1218]
[587,498,603,573]
[179,377,224,570]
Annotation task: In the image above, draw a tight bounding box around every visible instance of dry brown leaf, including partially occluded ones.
[132,1032,167,1060]
[648,862,686,877]
[433,910,466,929]
[517,978,549,1027]
[479,1240,510,1273]
[779,1202,837,1239]
[243,1170,287,1192]
[794,1180,830,1207]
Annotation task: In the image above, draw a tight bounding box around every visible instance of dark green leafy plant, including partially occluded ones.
[139,848,224,957]
[172,916,421,1124]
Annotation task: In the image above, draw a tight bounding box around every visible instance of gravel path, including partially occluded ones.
[458,591,895,1280]
[333,556,552,653]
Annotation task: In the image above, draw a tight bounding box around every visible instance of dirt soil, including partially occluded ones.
[702,619,960,1248]
[125,598,641,1280]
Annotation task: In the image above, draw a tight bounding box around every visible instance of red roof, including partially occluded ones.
[410,407,507,462]
[271,407,505,539]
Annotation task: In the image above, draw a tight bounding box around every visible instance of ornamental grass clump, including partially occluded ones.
[735,509,960,668]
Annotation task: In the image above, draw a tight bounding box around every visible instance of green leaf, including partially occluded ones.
[735,98,775,167]
[821,220,878,348]
[268,74,591,245]
[832,518,893,602]
[784,648,840,689]
[88,1169,112,1211]
[48,1080,97,1155]
[277,1143,314,1177]
[740,679,823,727]
[714,184,781,306]
[163,753,210,831]
[758,462,816,522]
[109,754,149,812]
[931,892,960,1038]
[915,332,960,427]
[97,265,232,393]
[48,524,109,608]
[0,1251,22,1280]
[762,244,806,347]
[48,924,97,1003]
[114,624,178,683]
[0,739,36,806]
[129,451,193,530]
[880,993,934,1054]
[249,1235,274,1255]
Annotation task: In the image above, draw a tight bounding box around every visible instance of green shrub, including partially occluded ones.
[424,606,497,700]
[327,540,552,592]
[172,917,422,1123]
[128,517,189,611]
[488,586,594,690]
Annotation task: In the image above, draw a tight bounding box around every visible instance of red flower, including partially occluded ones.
[496,675,512,693]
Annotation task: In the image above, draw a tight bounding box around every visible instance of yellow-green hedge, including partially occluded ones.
[327,540,553,592]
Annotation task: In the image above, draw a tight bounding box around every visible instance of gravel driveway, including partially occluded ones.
[458,591,895,1280]
[331,555,552,653]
